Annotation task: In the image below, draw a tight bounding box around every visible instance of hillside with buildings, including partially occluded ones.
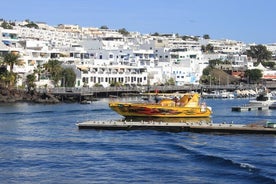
[0,19,275,91]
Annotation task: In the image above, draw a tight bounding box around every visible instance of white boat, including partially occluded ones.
[265,121,276,128]
[249,92,276,107]
[80,100,92,104]
[220,90,235,99]
[202,90,235,99]
[269,102,276,109]
[202,91,221,98]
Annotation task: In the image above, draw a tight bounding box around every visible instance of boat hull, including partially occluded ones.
[109,102,212,118]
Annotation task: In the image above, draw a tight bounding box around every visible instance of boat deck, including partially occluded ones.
[76,120,276,134]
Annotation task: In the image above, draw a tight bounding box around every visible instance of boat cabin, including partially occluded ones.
[158,93,200,107]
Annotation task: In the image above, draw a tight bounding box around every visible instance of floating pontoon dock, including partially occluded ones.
[76,120,276,134]
[231,105,270,112]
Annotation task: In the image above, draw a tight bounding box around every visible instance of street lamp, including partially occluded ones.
[62,76,65,88]
[227,75,229,87]
[209,75,211,87]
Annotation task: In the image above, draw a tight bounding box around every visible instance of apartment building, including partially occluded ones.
[1,20,274,88]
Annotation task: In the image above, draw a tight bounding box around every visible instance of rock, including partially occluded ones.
[0,87,60,103]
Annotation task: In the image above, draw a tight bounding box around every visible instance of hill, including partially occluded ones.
[209,68,239,85]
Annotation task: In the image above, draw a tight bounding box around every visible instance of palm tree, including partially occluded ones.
[26,74,36,92]
[0,65,10,88]
[33,64,44,81]
[61,68,76,87]
[43,59,62,86]
[2,52,20,88]
[4,52,20,73]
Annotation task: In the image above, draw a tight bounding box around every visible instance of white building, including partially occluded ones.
[71,63,148,87]
[168,48,208,85]
[200,39,246,54]
[1,20,257,89]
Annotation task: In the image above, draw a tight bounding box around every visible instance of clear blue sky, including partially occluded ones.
[1,0,276,44]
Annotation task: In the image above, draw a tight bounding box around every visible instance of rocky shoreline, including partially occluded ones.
[0,87,60,103]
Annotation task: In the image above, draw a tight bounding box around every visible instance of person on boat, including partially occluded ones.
[154,94,160,103]
[173,96,179,106]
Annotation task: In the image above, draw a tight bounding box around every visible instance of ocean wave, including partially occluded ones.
[240,162,256,170]
[0,110,56,116]
[188,150,275,183]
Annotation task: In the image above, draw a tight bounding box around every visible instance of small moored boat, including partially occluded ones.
[80,100,92,104]
[109,93,212,118]
[249,91,276,107]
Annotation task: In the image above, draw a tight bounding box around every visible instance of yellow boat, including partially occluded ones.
[109,93,212,118]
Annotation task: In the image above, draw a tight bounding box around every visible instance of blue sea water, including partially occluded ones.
[0,98,275,184]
